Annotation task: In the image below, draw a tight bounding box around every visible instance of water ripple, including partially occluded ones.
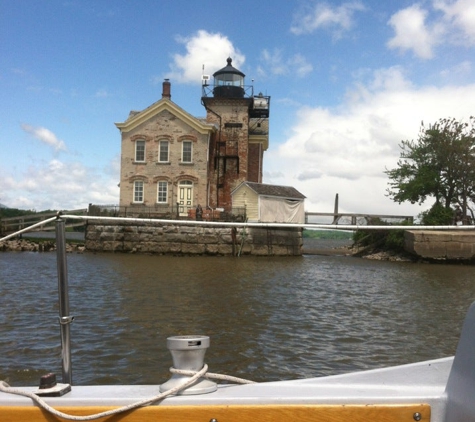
[1,251,475,386]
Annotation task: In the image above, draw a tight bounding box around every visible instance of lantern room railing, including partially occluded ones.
[201,84,254,99]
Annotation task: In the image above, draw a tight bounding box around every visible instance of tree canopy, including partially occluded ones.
[385,117,475,223]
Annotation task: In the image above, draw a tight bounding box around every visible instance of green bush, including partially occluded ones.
[384,230,405,251]
[303,229,353,240]
[0,208,35,218]
[353,229,386,247]
[352,219,409,253]
[419,204,453,225]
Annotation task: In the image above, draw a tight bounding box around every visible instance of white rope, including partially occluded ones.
[170,367,256,385]
[0,366,254,421]
[60,214,475,231]
[2,213,475,244]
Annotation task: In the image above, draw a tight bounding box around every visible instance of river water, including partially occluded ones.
[1,240,475,387]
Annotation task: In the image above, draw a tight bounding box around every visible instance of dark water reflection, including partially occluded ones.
[1,248,475,387]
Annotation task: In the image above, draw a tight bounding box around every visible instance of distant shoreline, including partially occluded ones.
[302,246,354,256]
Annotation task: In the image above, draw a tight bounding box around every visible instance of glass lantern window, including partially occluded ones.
[216,73,243,86]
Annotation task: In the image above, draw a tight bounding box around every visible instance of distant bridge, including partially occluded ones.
[305,212,413,226]
[304,193,413,226]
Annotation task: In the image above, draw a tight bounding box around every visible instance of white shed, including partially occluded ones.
[232,182,306,223]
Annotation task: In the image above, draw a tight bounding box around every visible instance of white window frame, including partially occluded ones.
[158,140,169,163]
[133,180,144,203]
[182,141,192,163]
[135,140,145,162]
[157,181,168,203]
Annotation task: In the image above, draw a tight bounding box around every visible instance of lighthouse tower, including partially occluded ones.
[202,58,270,210]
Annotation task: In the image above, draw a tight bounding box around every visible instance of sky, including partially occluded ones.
[1,0,475,219]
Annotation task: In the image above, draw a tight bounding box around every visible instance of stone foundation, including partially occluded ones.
[85,221,303,256]
[0,239,85,253]
[405,230,475,260]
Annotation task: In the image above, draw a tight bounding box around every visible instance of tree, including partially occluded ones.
[385,117,475,223]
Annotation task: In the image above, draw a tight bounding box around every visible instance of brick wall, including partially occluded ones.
[247,143,262,182]
[205,98,252,209]
[119,110,210,208]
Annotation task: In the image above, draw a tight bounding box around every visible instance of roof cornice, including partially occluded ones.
[115,99,216,134]
[249,134,269,151]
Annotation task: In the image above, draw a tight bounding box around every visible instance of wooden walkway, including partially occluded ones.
[0,209,87,236]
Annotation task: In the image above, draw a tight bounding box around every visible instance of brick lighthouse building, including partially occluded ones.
[202,58,270,210]
[116,58,270,216]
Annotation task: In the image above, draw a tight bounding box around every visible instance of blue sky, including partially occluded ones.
[1,0,475,218]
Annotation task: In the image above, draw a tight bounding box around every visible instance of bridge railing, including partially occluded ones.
[305,212,413,225]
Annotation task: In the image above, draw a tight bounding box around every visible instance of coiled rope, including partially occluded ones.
[0,365,255,421]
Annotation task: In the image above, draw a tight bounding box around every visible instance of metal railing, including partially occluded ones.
[88,204,247,222]
[201,84,254,99]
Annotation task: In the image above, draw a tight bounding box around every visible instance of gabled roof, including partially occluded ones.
[115,98,217,134]
[233,182,306,200]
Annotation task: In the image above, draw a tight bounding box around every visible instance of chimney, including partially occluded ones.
[162,79,171,99]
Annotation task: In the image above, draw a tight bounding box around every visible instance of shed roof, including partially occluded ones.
[233,182,306,199]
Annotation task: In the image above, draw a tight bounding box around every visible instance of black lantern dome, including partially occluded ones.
[213,57,245,98]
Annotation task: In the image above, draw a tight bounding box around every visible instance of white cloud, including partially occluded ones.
[264,68,475,217]
[0,158,119,210]
[387,1,475,59]
[258,49,313,78]
[439,60,472,79]
[21,123,66,151]
[290,1,365,38]
[347,66,413,103]
[434,0,475,44]
[164,30,245,84]
[21,124,67,152]
[259,49,287,76]
[387,4,444,59]
[95,88,109,98]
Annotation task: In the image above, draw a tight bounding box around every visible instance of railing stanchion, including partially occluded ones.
[55,215,73,385]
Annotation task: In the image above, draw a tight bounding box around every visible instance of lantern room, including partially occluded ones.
[212,57,245,98]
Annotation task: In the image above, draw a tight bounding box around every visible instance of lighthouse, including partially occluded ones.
[202,58,270,210]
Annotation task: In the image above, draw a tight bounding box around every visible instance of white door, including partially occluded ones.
[178,181,193,216]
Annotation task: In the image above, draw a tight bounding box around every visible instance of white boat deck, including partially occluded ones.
[1,357,452,421]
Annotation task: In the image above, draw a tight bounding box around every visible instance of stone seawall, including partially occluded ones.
[405,230,475,260]
[85,221,303,256]
[0,238,85,253]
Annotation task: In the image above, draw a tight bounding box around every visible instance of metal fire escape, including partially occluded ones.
[216,123,241,188]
